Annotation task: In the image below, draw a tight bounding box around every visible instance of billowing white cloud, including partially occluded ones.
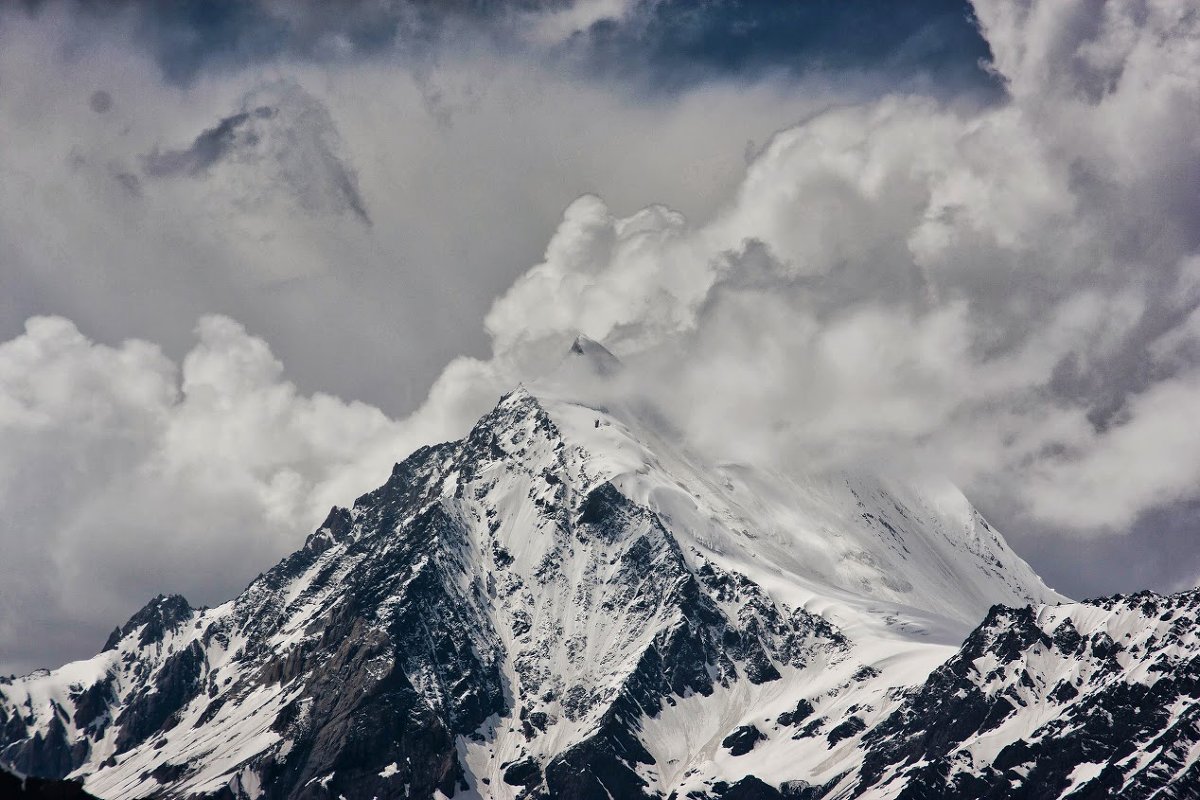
[461,0,1200,538]
[0,316,406,674]
[0,6,842,418]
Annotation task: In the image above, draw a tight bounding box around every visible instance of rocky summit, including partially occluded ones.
[2,343,1198,799]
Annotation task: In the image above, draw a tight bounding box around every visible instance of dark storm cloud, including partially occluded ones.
[568,0,999,94]
[18,0,997,95]
[112,170,140,197]
[17,0,562,84]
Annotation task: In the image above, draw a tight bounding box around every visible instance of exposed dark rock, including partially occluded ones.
[826,716,866,746]
[113,640,205,754]
[715,775,786,799]
[69,679,113,736]
[722,725,766,756]
[502,757,541,787]
[3,714,75,779]
[777,699,815,727]
[0,767,99,799]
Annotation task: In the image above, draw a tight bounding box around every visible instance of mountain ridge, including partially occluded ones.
[1,374,1195,799]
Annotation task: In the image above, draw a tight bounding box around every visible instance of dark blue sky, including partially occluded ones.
[568,0,997,93]
[32,0,998,94]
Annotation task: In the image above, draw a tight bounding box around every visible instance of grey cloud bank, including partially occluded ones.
[1,0,1199,674]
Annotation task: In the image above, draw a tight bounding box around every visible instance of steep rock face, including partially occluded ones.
[839,590,1200,799]
[1,431,504,800]
[434,391,856,799]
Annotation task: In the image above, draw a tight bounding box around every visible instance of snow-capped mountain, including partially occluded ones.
[1,339,1196,799]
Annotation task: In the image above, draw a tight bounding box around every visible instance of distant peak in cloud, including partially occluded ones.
[142,82,371,226]
[567,334,622,375]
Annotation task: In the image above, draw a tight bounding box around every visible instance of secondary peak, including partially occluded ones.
[566,334,622,376]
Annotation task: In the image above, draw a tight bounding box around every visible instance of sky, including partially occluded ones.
[1,0,1198,674]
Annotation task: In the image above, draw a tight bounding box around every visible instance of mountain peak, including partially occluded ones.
[1,380,1147,800]
[565,334,621,376]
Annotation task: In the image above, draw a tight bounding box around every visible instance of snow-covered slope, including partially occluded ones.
[0,339,1193,800]
[533,339,1061,635]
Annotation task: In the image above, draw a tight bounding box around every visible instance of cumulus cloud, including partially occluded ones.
[0,4,849,416]
[451,0,1200,545]
[0,316,411,674]
[142,83,372,225]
